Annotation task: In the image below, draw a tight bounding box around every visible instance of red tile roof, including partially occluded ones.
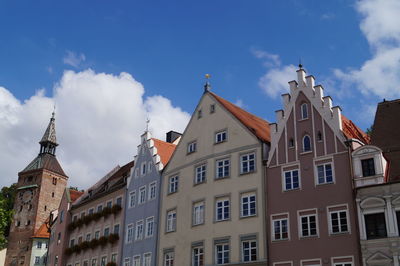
[33,222,49,238]
[69,189,84,202]
[209,92,271,143]
[152,138,177,166]
[341,115,370,144]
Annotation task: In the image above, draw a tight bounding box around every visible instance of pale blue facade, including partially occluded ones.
[121,132,165,266]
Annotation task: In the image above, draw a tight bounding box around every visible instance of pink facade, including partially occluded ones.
[266,68,364,266]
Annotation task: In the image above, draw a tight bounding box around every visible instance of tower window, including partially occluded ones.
[302,135,311,152]
[52,192,55,198]
[44,206,47,211]
[52,178,57,185]
[27,220,31,226]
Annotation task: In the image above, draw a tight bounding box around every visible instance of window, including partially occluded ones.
[126,224,134,243]
[210,104,215,113]
[168,175,179,194]
[55,256,58,266]
[111,254,117,263]
[241,238,257,262]
[135,220,144,240]
[100,256,107,266]
[195,164,206,184]
[300,213,317,237]
[104,227,110,237]
[166,209,177,232]
[148,163,152,173]
[143,253,151,266]
[78,236,83,244]
[272,217,289,240]
[116,197,122,206]
[396,211,400,233]
[188,141,197,154]
[164,251,174,266]
[197,109,202,119]
[316,163,333,184]
[215,242,229,265]
[86,233,91,241]
[83,261,88,266]
[284,169,299,190]
[215,130,227,143]
[60,210,64,223]
[88,208,94,215]
[52,192,55,197]
[329,209,349,234]
[91,258,97,266]
[135,168,139,178]
[301,103,308,119]
[106,201,112,208]
[361,158,375,177]
[365,212,387,239]
[141,162,147,176]
[80,211,85,219]
[124,258,131,266]
[133,256,140,266]
[149,182,157,200]
[113,224,120,235]
[52,177,57,185]
[145,217,154,237]
[216,198,230,221]
[288,138,294,147]
[241,193,256,217]
[129,191,136,208]
[69,239,75,247]
[139,186,146,204]
[216,159,230,179]
[97,205,103,213]
[302,135,311,152]
[193,201,205,226]
[240,153,255,174]
[37,241,42,249]
[94,230,100,239]
[35,256,40,264]
[334,263,352,266]
[317,131,322,141]
[192,246,204,266]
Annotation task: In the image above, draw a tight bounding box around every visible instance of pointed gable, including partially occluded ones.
[209,92,270,143]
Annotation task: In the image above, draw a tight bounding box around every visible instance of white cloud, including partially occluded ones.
[0,69,190,189]
[333,0,400,99]
[234,99,245,108]
[63,51,86,68]
[320,13,335,20]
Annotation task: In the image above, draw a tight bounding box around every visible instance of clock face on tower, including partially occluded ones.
[22,190,33,203]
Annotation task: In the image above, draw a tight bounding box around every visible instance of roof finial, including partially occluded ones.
[204,74,211,92]
[52,104,56,120]
[298,58,303,70]
[145,117,150,132]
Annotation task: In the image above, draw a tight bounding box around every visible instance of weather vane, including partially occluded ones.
[146,117,150,132]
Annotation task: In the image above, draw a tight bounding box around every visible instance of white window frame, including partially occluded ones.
[164,251,174,266]
[148,181,157,200]
[168,175,179,194]
[315,162,334,185]
[215,130,227,143]
[215,198,230,221]
[283,169,300,191]
[132,255,140,266]
[123,258,131,266]
[327,205,350,235]
[300,103,308,119]
[240,152,256,174]
[126,224,134,243]
[193,201,205,226]
[331,256,354,266]
[129,191,136,208]
[215,242,230,265]
[192,245,204,266]
[195,164,206,185]
[188,141,197,154]
[138,186,146,204]
[166,209,177,232]
[145,217,154,238]
[298,209,319,238]
[135,220,144,240]
[216,158,230,179]
[302,135,312,152]
[241,192,257,218]
[143,253,151,266]
[241,238,257,262]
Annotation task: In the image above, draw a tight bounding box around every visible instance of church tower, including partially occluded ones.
[6,112,68,266]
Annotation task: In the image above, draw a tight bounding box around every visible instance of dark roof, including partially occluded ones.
[371,99,400,181]
[20,153,66,176]
[341,115,370,144]
[73,160,134,208]
[152,138,176,166]
[209,92,271,143]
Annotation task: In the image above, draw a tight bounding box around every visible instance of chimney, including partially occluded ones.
[166,131,182,143]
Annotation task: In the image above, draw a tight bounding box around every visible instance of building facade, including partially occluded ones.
[6,113,68,266]
[121,131,178,266]
[64,161,133,266]
[354,99,400,265]
[158,84,270,266]
[48,188,84,266]
[266,67,367,265]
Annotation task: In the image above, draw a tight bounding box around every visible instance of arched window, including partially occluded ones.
[301,103,308,119]
[303,135,311,152]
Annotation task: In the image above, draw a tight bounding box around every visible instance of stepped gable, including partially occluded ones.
[152,138,176,166]
[341,115,370,144]
[21,153,66,176]
[33,222,50,238]
[209,92,271,143]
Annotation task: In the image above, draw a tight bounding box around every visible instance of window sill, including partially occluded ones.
[239,214,257,220]
[239,170,256,176]
[214,140,227,145]
[283,188,300,192]
[298,118,309,122]
[214,218,231,223]
[167,191,178,196]
[271,238,289,242]
[316,181,334,186]
[187,151,196,155]
[329,231,349,236]
[192,222,204,228]
[299,151,312,155]
[215,176,230,181]
[165,230,176,234]
[300,235,318,239]
[193,181,206,187]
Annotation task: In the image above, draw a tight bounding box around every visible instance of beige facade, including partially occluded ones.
[158,90,269,266]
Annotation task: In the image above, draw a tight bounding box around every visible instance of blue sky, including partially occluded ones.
[1,0,399,188]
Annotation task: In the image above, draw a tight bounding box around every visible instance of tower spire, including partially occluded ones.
[39,111,58,155]
[204,74,211,92]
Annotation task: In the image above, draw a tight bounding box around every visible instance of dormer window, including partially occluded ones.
[301,103,308,119]
[302,135,311,152]
[361,158,375,177]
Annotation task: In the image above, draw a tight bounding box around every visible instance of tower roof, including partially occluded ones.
[21,153,66,176]
[40,112,57,145]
